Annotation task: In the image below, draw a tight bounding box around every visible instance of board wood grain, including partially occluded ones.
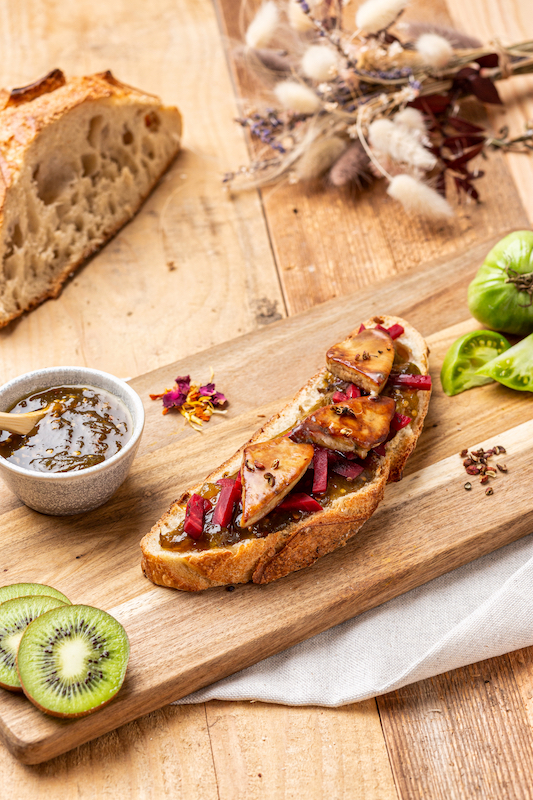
[1,236,532,764]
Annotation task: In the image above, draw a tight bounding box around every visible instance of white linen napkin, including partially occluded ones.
[176,533,533,706]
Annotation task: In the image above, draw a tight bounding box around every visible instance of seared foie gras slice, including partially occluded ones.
[240,438,314,528]
[326,328,394,393]
[292,396,395,458]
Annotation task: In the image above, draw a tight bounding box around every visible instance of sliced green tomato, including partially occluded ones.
[440,330,511,396]
[476,332,533,391]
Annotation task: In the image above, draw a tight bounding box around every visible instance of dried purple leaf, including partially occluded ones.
[470,74,504,105]
[410,95,451,115]
[453,175,479,201]
[475,53,500,68]
[435,170,446,197]
[447,117,486,134]
[444,142,485,168]
[442,134,486,149]
[453,68,503,105]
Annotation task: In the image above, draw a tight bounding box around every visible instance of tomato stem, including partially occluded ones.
[504,266,533,307]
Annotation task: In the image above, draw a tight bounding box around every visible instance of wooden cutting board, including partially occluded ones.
[1,235,532,765]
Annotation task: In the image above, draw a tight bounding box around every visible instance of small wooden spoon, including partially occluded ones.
[0,408,49,435]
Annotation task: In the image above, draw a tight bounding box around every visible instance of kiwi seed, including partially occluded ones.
[0,595,68,691]
[17,604,130,717]
[0,582,71,606]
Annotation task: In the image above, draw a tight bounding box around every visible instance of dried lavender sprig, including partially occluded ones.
[295,0,356,65]
[336,41,533,90]
[223,156,283,183]
[352,66,414,85]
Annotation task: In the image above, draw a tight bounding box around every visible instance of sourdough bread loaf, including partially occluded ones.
[141,315,431,591]
[0,69,182,327]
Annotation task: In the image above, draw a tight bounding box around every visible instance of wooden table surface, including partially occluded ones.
[1,0,532,796]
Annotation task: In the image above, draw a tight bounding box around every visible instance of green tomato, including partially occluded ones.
[476,332,533,391]
[468,230,533,335]
[440,330,511,396]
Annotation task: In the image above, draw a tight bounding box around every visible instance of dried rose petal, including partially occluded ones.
[162,388,188,410]
[175,376,191,394]
[199,383,227,407]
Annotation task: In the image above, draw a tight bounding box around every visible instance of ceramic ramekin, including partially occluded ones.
[0,366,144,515]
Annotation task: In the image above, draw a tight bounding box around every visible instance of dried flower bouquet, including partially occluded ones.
[224,0,533,219]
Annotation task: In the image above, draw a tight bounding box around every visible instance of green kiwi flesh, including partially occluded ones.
[0,595,68,691]
[17,605,130,717]
[0,583,71,606]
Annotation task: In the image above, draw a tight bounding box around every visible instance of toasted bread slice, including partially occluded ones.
[0,69,182,327]
[140,315,431,590]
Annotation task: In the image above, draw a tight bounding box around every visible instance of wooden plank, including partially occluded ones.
[0,0,285,385]
[509,646,533,730]
[215,0,530,315]
[0,699,398,800]
[205,700,399,800]
[0,704,220,799]
[1,237,533,763]
[378,656,533,799]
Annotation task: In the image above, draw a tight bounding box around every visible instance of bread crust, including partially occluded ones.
[369,315,430,482]
[140,315,431,590]
[0,71,170,173]
[0,70,182,328]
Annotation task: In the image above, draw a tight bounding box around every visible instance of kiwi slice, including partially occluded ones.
[0,582,71,606]
[0,595,68,691]
[17,605,130,717]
